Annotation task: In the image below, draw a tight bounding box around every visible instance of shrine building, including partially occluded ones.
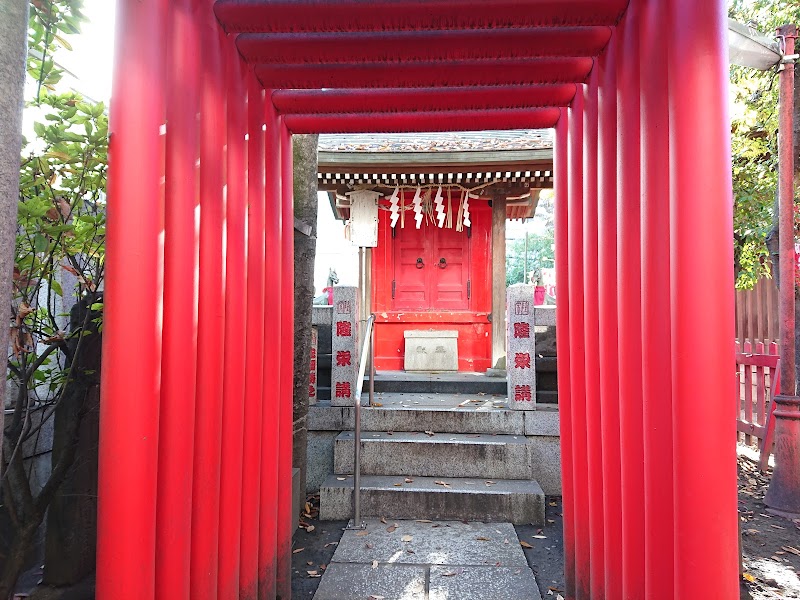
[317,129,554,373]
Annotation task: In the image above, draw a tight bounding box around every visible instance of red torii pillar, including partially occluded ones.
[96,1,740,598]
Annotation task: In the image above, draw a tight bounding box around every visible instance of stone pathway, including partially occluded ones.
[312,519,543,600]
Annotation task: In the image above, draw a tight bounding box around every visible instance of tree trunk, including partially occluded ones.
[0,0,28,470]
[292,134,319,508]
[766,58,800,395]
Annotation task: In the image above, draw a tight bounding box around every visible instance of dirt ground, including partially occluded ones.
[739,449,800,600]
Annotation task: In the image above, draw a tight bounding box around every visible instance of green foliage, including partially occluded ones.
[10,0,106,398]
[728,0,799,288]
[2,4,106,588]
[506,232,555,287]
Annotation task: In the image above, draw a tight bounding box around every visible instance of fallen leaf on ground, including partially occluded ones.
[394,483,403,487]
[783,546,800,556]
[372,560,378,569]
[369,595,386,599]
[305,525,315,533]
[424,431,435,436]
[743,573,756,583]
[387,524,398,533]
[337,477,347,481]
[307,570,319,577]
[441,571,458,577]
[405,478,414,483]
[292,548,305,554]
[415,519,432,523]
[401,535,413,542]
[356,530,370,537]
[520,541,534,549]
[533,535,547,539]
[435,480,451,487]
[324,542,338,547]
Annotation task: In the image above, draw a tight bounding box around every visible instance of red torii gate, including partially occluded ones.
[96,1,738,599]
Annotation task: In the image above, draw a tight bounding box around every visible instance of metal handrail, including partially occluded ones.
[347,313,375,529]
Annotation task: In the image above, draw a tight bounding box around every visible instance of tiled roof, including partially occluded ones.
[318,129,553,153]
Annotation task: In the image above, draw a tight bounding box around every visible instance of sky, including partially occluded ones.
[57,0,116,103]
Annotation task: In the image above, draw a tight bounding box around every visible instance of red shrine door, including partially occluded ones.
[392,223,471,311]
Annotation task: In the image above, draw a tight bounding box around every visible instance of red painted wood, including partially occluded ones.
[615,4,646,597]
[596,31,622,600]
[190,15,231,600]
[276,119,294,600]
[218,45,248,600]
[567,87,590,600]
[237,28,612,64]
[582,68,604,600]
[667,0,740,594]
[154,0,199,596]
[285,109,561,134]
[640,0,674,596]
[189,17,228,600]
[215,0,629,33]
[96,0,166,596]
[272,86,577,114]
[392,220,470,311]
[372,199,491,371]
[240,75,266,600]
[258,93,281,600]
[553,112,575,599]
[256,60,592,89]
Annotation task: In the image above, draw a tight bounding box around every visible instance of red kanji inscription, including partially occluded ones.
[335,381,352,398]
[514,352,531,369]
[309,384,316,397]
[336,351,352,366]
[514,385,532,401]
[336,321,352,337]
[513,322,531,338]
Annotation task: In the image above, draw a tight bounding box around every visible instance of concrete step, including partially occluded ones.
[319,475,544,525]
[334,431,532,479]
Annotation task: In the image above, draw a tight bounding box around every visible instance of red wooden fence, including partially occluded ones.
[735,341,780,470]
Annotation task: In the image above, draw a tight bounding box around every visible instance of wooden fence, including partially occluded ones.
[736,341,780,470]
[735,276,780,348]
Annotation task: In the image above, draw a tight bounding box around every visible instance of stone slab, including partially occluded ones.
[404,329,459,372]
[311,304,333,326]
[527,436,562,495]
[292,467,302,533]
[523,407,560,436]
[429,566,542,600]
[306,431,338,493]
[533,306,556,326]
[507,284,537,410]
[369,370,507,395]
[312,563,427,600]
[330,519,529,567]
[334,431,532,479]
[319,474,545,524]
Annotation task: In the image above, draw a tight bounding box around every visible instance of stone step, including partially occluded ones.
[334,431,532,479]
[319,474,544,525]
[309,398,560,436]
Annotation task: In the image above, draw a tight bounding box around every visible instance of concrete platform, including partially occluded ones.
[312,519,542,600]
[319,474,545,524]
[334,431,532,479]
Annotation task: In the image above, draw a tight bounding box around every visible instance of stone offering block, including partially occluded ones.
[507,284,536,410]
[404,330,458,371]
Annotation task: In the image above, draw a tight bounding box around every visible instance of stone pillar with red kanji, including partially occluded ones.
[309,326,318,405]
[507,283,536,410]
[331,286,360,407]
